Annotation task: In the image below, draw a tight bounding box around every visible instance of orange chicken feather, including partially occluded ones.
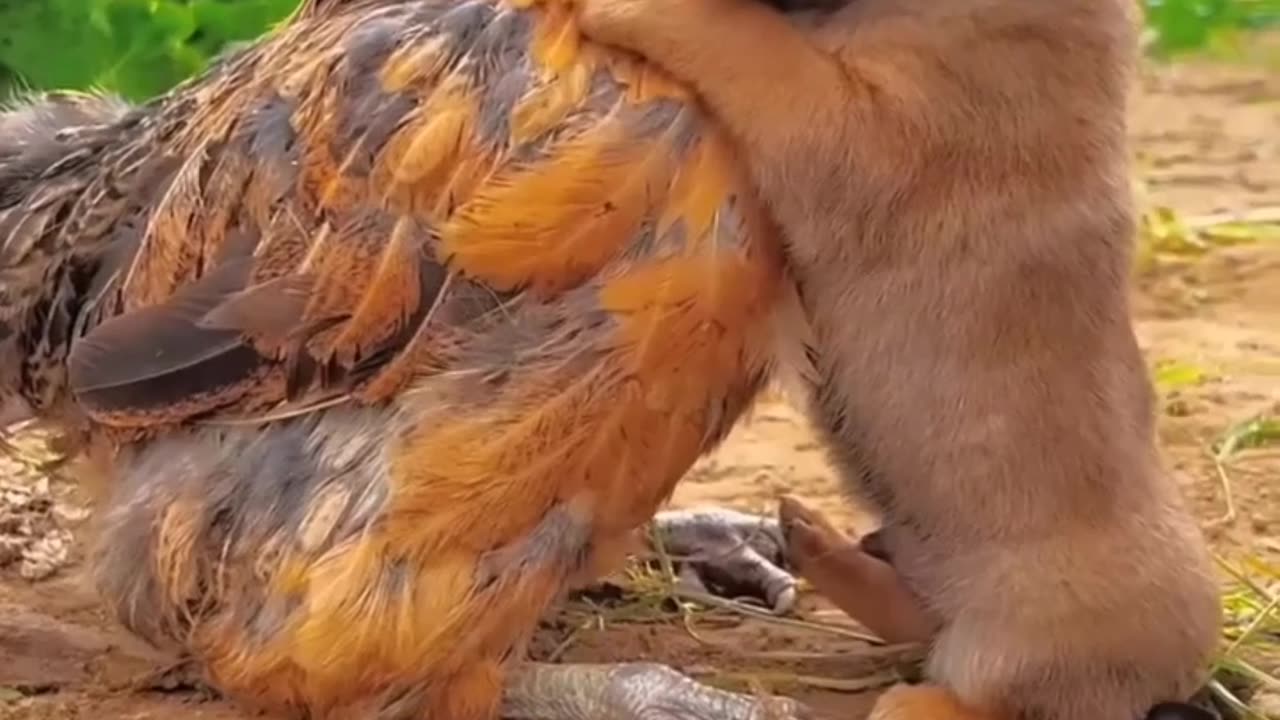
[0,1,815,718]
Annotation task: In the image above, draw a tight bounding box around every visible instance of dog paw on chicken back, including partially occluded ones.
[0,1,820,719]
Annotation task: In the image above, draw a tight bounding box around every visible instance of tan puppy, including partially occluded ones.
[572,0,1224,718]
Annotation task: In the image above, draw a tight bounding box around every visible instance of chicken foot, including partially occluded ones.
[503,661,812,720]
[494,510,814,720]
[644,502,932,642]
[646,497,939,646]
[647,507,799,614]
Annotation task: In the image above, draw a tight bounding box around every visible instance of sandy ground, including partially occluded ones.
[1,45,1278,720]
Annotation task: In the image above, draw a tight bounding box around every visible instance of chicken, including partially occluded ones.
[0,1,816,718]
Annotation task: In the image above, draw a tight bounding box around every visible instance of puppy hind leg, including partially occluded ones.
[778,496,936,645]
[868,684,1001,720]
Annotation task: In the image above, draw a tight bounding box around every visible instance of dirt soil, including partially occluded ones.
[2,49,1279,720]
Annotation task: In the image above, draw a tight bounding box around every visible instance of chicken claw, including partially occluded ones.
[648,507,799,614]
[504,662,813,720]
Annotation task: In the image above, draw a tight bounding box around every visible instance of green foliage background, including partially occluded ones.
[0,0,299,101]
[0,0,1278,102]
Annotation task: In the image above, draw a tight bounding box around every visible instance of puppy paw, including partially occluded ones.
[868,684,997,720]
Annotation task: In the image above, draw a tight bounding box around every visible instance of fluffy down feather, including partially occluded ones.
[0,0,787,717]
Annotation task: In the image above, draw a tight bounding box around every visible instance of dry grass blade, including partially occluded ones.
[621,540,887,645]
[1183,206,1280,231]
[1209,555,1280,719]
[1205,412,1280,527]
[736,669,900,693]
[1208,458,1239,529]
[671,587,885,644]
[1133,201,1280,276]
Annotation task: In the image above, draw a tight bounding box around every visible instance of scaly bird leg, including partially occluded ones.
[502,662,813,720]
[648,507,798,614]
[646,502,934,642]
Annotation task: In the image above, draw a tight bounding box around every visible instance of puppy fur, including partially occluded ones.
[572,0,1223,718]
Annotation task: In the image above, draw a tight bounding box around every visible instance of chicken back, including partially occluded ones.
[0,0,788,717]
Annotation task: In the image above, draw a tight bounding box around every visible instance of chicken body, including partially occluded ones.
[0,1,797,718]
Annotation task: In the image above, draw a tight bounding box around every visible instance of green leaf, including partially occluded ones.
[1153,359,1213,391]
[1143,0,1280,56]
[1214,415,1280,459]
[0,0,301,100]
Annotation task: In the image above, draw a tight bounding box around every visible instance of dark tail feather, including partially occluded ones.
[0,90,132,425]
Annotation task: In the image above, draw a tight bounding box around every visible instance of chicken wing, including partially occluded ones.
[0,0,815,718]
